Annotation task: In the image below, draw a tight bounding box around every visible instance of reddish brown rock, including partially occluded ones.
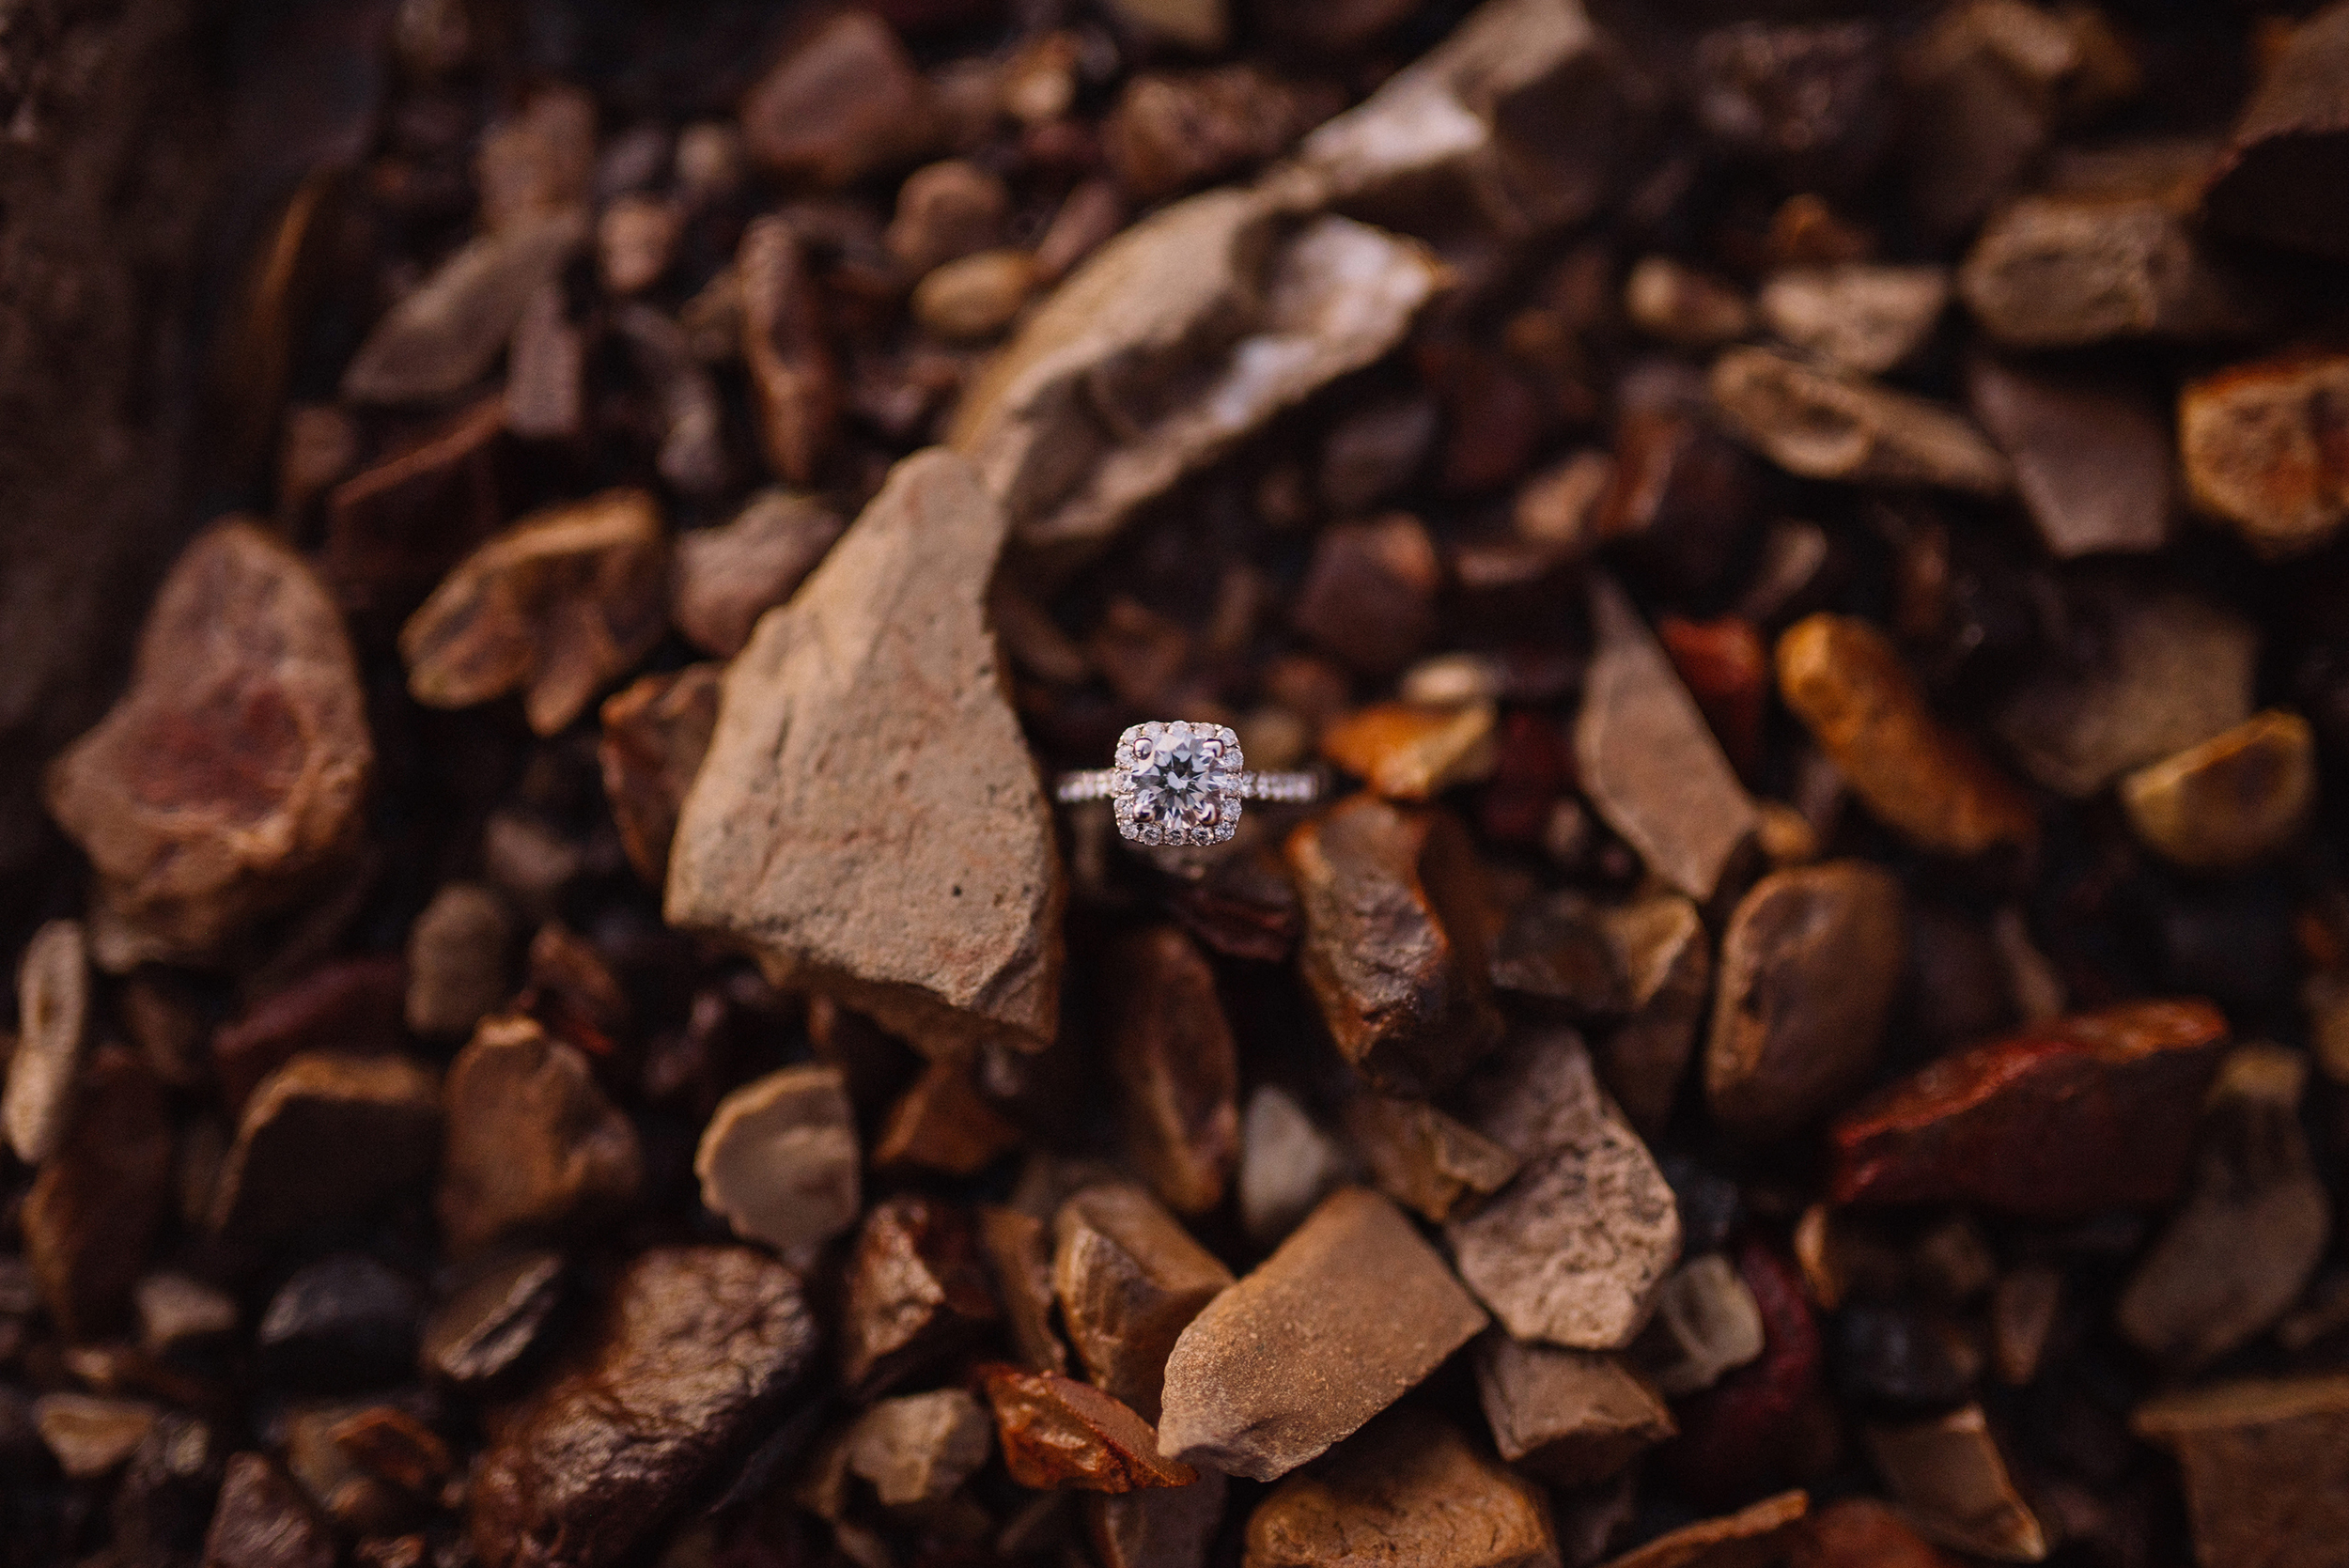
[1598,895,1710,1137]
[1106,66,1336,202]
[1286,797,1503,1096]
[1091,1472,1229,1568]
[2203,2,2349,257]
[1345,1094,1520,1223]
[1828,1000,2230,1216]
[1776,613,2036,858]
[738,217,839,488]
[400,489,669,737]
[1864,1405,2044,1562]
[34,1393,158,1480]
[341,211,587,405]
[1705,863,1905,1141]
[1243,1411,1558,1568]
[598,664,723,888]
[1293,516,1442,677]
[670,490,843,659]
[979,1363,1198,1492]
[1712,348,2011,494]
[211,1052,442,1243]
[405,884,514,1040]
[1790,1498,1968,1568]
[2119,709,2316,872]
[469,1248,819,1568]
[665,451,1065,1060]
[1656,615,1767,781]
[1601,1491,1808,1568]
[203,1453,335,1568]
[1475,1333,1673,1486]
[873,1053,1021,1175]
[1960,192,2260,349]
[694,1063,860,1254]
[840,1196,1000,1393]
[45,521,371,969]
[1159,1188,1486,1482]
[333,1406,453,1498]
[739,10,934,185]
[437,1015,642,1258]
[1966,358,2173,558]
[1661,1243,1826,1507]
[22,1047,171,1338]
[1109,928,1239,1216]
[1321,703,1499,802]
[3,919,88,1165]
[2133,1374,2349,1568]
[1054,1186,1233,1423]
[212,957,409,1113]
[2181,349,2349,558]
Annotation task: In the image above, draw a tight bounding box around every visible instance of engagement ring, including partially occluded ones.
[1055,720,1322,846]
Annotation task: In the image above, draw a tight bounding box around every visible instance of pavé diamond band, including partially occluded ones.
[1054,720,1322,846]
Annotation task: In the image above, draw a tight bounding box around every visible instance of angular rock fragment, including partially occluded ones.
[1656,614,1767,781]
[257,1252,424,1390]
[1960,192,2260,348]
[23,1047,171,1338]
[1896,0,2079,237]
[1293,516,1441,676]
[1791,1498,1968,1568]
[1054,1185,1233,1422]
[205,1452,335,1568]
[615,304,728,500]
[1966,358,2173,557]
[1321,703,1499,802]
[1757,265,1947,375]
[45,522,372,969]
[211,1052,442,1243]
[667,451,1064,1058]
[1237,1086,1349,1246]
[2178,349,2349,559]
[2118,710,2315,871]
[4,919,87,1165]
[405,884,514,1039]
[978,1205,1069,1374]
[670,489,843,659]
[342,211,587,404]
[979,1364,1197,1492]
[951,190,1441,569]
[506,283,585,441]
[1490,891,1622,1017]
[1576,577,1759,903]
[2118,1045,2328,1366]
[1091,1472,1228,1568]
[1705,862,1905,1141]
[739,10,934,185]
[873,1052,1021,1175]
[1692,21,1893,190]
[840,1196,999,1392]
[1106,66,1334,203]
[1828,999,2229,1216]
[888,160,1010,275]
[1109,928,1239,1216]
[469,1248,819,1568]
[135,1271,238,1361]
[1447,1032,1681,1350]
[400,489,669,737]
[598,663,723,888]
[438,1015,642,1257]
[1601,1490,1808,1568]
[1159,1188,1487,1481]
[2133,1374,2349,1568]
[1864,1405,2045,1562]
[1638,1255,1766,1397]
[1597,895,1710,1136]
[1777,613,2036,857]
[694,1063,860,1256]
[847,1389,993,1506]
[475,86,595,235]
[1475,1333,1673,1485]
[1712,347,2011,493]
[1345,1094,1520,1223]
[422,1250,569,1392]
[1287,798,1503,1095]
[738,218,839,489]
[1243,1410,1558,1568]
[35,1393,159,1480]
[2202,1,2349,257]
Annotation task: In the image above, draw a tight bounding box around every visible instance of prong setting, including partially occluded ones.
[1111,720,1244,846]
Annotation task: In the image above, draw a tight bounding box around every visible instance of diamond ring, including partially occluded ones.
[1054,720,1322,846]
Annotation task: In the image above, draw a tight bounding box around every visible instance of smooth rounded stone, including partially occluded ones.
[1321,702,1500,802]
[1958,192,2259,349]
[1344,1094,1520,1223]
[978,1205,1071,1374]
[35,1393,161,1480]
[2179,350,2349,558]
[887,160,1011,274]
[422,1250,570,1392]
[1293,516,1442,677]
[1474,1333,1673,1486]
[1638,1256,1766,1397]
[1158,1188,1488,1483]
[204,1452,335,1568]
[1601,1490,1809,1568]
[912,249,1037,341]
[1597,894,1710,1137]
[670,489,843,659]
[469,1247,820,1568]
[1965,357,2172,558]
[1446,1032,1681,1351]
[405,883,514,1038]
[1243,1410,1558,1568]
[1576,576,1759,904]
[1625,256,1753,349]
[1237,1085,1349,1245]
[2118,1046,2328,1367]
[2203,2,2349,257]
[4,918,86,1164]
[1993,581,2257,798]
[1091,1470,1228,1568]
[846,1389,993,1507]
[1054,1185,1234,1423]
[739,9,935,185]
[2133,1374,2349,1568]
[979,1364,1198,1492]
[1704,862,1906,1141]
[134,1271,239,1360]
[2119,710,2316,872]
[1756,265,1948,376]
[667,451,1064,1059]
[400,489,670,738]
[438,1015,642,1258]
[1109,928,1239,1216]
[1285,797,1504,1095]
[22,1045,171,1337]
[257,1253,424,1392]
[210,1051,441,1243]
[1710,347,2012,494]
[45,522,372,970]
[1777,614,2036,858]
[693,1062,860,1256]
[873,1052,1021,1175]
[342,210,587,404]
[1863,1405,2045,1562]
[1792,1498,1971,1568]
[599,663,723,889]
[840,1195,1001,1393]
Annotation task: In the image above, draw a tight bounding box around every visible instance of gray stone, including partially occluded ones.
[694,1064,862,1256]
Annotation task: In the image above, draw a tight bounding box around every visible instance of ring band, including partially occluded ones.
[1053,720,1322,846]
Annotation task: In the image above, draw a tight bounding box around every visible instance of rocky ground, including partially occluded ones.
[6,0,2349,1565]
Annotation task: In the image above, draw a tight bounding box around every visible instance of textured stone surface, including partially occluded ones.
[4,919,88,1165]
[2118,710,2316,871]
[1109,928,1239,1216]
[22,1047,170,1339]
[210,1053,442,1243]
[2179,350,2349,558]
[1345,1094,1520,1223]
[1475,1333,1673,1485]
[1159,1188,1487,1482]
[1054,1185,1233,1422]
[839,1195,1000,1393]
[846,1389,993,1506]
[1863,1405,2045,1562]
[438,1016,642,1257]
[980,1363,1198,1492]
[1243,1411,1559,1568]
[45,522,371,969]
[694,1064,860,1254]
[2133,1374,2349,1568]
[598,664,723,888]
[667,450,1064,1057]
[1712,347,2011,493]
[1600,1490,1808,1568]
[1959,192,2258,348]
[1966,358,2172,558]
[669,490,842,659]
[469,1248,819,1568]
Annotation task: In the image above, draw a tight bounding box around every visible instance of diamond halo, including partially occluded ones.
[1111,720,1244,846]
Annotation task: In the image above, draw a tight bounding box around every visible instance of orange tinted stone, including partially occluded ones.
[978,1363,1198,1493]
[1657,615,1767,779]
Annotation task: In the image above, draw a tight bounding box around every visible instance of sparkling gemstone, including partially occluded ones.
[1115,722,1242,844]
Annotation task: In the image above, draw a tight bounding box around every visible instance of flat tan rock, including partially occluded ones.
[1054,1185,1234,1422]
[1158,1187,1488,1482]
[1712,347,2012,494]
[694,1064,861,1256]
[2118,709,2316,871]
[1242,1410,1559,1568]
[45,522,371,969]
[3,919,88,1165]
[666,450,1065,1057]
[1474,1332,1672,1485]
[846,1389,993,1507]
[1757,266,1949,376]
[2133,1374,2349,1568]
[2179,351,2349,558]
[438,1015,643,1257]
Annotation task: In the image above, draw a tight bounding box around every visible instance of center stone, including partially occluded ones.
[1114,721,1243,846]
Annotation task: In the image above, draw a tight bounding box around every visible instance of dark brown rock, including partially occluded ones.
[1054,1185,1234,1423]
[1828,999,2230,1217]
[1600,1490,1808,1568]
[840,1195,1000,1393]
[1712,348,2011,494]
[1293,516,1442,677]
[978,1205,1070,1375]
[212,956,409,1114]
[1966,357,2173,557]
[887,160,1011,275]
[1790,1498,1968,1568]
[846,1389,993,1506]
[873,1052,1021,1175]
[738,217,840,488]
[211,1052,442,1243]
[1285,797,1503,1095]
[1345,1094,1521,1223]
[2133,1374,2349,1568]
[1109,928,1239,1216]
[2118,710,2316,871]
[405,883,514,1039]
[616,303,729,501]
[438,1015,642,1257]
[401,489,669,737]
[598,194,679,297]
[469,1247,820,1568]
[1158,1188,1488,1482]
[1625,256,1753,349]
[203,1452,335,1568]
[670,490,843,659]
[1598,895,1710,1137]
[979,1363,1198,1492]
[739,11,935,186]
[341,211,587,404]
[1106,67,1337,203]
[1989,1265,2060,1387]
[322,398,506,620]
[693,1063,860,1255]
[2178,349,2349,559]
[45,521,372,969]
[1863,1405,2045,1561]
[421,1250,569,1392]
[506,282,585,441]
[35,1393,159,1480]
[1322,703,1499,802]
[666,451,1065,1059]
[1895,0,2077,238]
[1091,1472,1228,1568]
[598,663,723,889]
[1242,1410,1558,1568]
[332,1405,452,1499]
[475,86,595,235]
[4,918,88,1165]
[2203,2,2349,257]
[1656,614,1768,782]
[1490,891,1623,1017]
[1475,1333,1673,1485]
[23,1047,171,1338]
[135,1271,238,1361]
[1705,863,1905,1141]
[1960,191,2260,348]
